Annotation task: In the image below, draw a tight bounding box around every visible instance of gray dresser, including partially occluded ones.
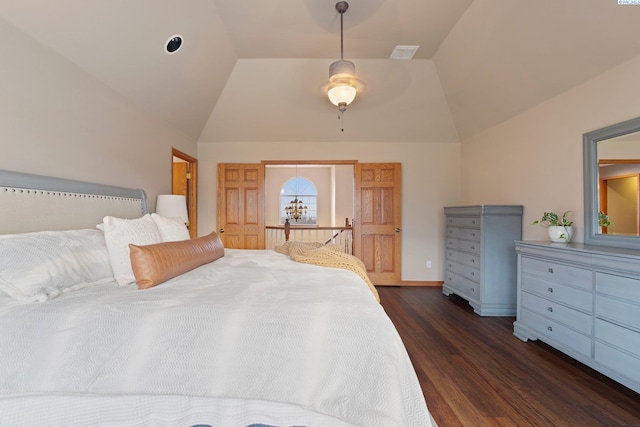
[514,241,640,394]
[443,205,523,316]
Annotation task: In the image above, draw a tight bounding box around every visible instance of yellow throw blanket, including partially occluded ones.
[274,241,380,303]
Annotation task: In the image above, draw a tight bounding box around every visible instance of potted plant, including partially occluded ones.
[532,211,574,243]
[598,211,615,234]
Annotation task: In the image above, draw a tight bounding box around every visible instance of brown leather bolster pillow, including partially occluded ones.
[129,232,224,289]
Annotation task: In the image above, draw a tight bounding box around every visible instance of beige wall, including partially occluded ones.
[335,165,355,227]
[198,141,461,281]
[459,54,640,243]
[0,18,197,212]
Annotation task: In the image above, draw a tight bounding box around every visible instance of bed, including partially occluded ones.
[0,169,434,427]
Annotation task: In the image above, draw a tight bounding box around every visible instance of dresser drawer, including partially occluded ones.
[444,270,480,301]
[446,216,480,229]
[446,249,480,269]
[446,238,480,255]
[446,259,480,284]
[521,257,592,290]
[446,227,481,242]
[521,292,592,335]
[595,272,640,304]
[520,309,592,357]
[595,318,640,356]
[521,274,592,313]
[594,341,640,386]
[595,294,640,331]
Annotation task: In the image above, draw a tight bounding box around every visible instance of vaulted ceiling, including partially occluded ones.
[2,1,640,143]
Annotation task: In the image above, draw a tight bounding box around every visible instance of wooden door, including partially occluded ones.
[354,163,402,285]
[172,162,188,197]
[217,163,265,249]
[172,149,198,238]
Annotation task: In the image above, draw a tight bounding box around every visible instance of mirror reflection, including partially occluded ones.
[597,132,640,236]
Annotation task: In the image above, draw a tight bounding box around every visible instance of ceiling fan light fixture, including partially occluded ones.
[327,1,361,118]
[328,59,357,107]
[328,82,357,108]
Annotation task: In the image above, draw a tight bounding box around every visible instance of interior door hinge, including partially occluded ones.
[186,172,192,179]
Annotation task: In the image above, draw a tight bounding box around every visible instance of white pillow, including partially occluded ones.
[0,229,114,303]
[103,214,162,286]
[151,213,190,242]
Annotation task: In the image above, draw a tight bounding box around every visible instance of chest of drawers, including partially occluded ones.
[443,205,523,316]
[514,241,640,394]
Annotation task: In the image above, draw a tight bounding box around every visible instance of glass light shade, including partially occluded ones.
[156,194,188,223]
[328,84,357,106]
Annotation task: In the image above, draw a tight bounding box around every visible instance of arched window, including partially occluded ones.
[280,177,317,225]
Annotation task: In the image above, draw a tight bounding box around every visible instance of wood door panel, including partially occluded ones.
[225,169,240,182]
[361,188,376,224]
[224,188,239,224]
[380,234,395,272]
[217,163,264,249]
[244,169,258,182]
[381,187,395,224]
[361,235,375,271]
[380,167,397,182]
[244,235,259,249]
[355,163,401,285]
[244,188,259,224]
[223,235,240,249]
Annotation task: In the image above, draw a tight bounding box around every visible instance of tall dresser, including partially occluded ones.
[514,241,640,394]
[443,205,523,316]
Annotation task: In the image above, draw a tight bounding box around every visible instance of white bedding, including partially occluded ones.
[0,249,433,427]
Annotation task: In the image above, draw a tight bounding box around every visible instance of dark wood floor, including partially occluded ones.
[378,286,640,427]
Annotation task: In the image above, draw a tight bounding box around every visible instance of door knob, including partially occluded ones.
[219,228,225,233]
[395,228,401,232]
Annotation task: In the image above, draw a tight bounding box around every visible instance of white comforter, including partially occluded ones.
[0,249,432,427]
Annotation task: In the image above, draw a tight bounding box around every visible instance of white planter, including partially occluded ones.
[548,225,573,243]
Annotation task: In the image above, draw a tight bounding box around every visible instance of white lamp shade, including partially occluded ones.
[328,84,357,106]
[156,195,188,223]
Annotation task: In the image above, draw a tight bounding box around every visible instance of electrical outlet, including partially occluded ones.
[426,260,432,269]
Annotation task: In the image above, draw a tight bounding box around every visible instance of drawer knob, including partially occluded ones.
[471,259,475,263]
[470,272,475,276]
[471,245,475,250]
[448,264,452,268]
[547,287,554,293]
[471,232,476,237]
[470,287,475,292]
[548,268,554,274]
[547,326,553,332]
[547,307,553,312]
[472,220,476,224]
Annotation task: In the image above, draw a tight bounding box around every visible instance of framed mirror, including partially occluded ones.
[584,116,640,249]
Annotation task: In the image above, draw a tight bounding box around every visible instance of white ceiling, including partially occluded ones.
[2,1,640,142]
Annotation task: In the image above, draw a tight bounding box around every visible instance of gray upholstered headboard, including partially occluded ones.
[0,169,148,234]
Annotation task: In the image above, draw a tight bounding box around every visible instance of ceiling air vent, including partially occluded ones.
[390,45,420,60]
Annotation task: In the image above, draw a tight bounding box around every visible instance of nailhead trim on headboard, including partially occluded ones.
[0,170,148,234]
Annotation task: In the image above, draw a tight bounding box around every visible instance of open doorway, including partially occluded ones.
[264,163,355,228]
[172,148,198,238]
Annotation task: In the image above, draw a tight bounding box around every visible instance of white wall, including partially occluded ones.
[0,18,197,212]
[459,54,640,243]
[197,141,461,282]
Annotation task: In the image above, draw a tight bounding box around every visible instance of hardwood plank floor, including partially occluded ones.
[378,286,640,427]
